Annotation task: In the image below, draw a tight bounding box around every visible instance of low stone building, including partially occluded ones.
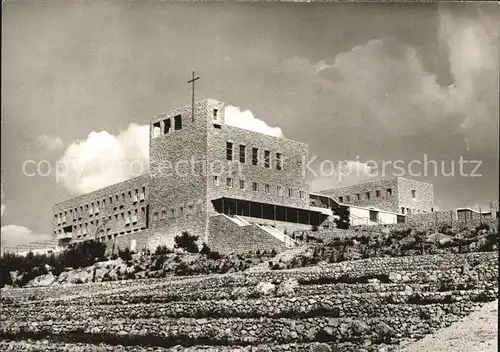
[320,177,435,215]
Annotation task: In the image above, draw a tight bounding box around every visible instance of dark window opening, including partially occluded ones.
[264,150,270,168]
[213,109,219,120]
[226,142,233,161]
[152,122,161,137]
[276,153,282,170]
[387,188,392,196]
[164,119,171,134]
[376,190,381,197]
[369,210,379,222]
[174,115,182,130]
[239,145,246,163]
[252,148,258,166]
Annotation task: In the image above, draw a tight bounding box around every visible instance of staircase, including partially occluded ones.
[257,224,299,248]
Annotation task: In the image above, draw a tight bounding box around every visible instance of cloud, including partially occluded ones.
[1,224,53,250]
[57,123,149,195]
[224,105,284,138]
[36,134,65,151]
[438,7,499,154]
[278,8,498,162]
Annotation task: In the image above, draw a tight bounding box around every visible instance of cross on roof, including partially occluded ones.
[187,71,200,122]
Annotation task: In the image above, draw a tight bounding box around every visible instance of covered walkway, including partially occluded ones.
[212,197,328,226]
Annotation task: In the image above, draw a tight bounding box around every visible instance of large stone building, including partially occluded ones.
[320,177,435,215]
[53,99,340,254]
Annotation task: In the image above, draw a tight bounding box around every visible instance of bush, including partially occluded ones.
[174,231,199,253]
[118,248,133,262]
[0,241,108,288]
[154,245,173,256]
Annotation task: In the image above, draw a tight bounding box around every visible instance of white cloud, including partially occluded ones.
[57,123,149,195]
[224,105,284,138]
[36,134,64,151]
[1,224,53,250]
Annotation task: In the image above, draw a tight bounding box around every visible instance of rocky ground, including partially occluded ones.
[0,251,497,351]
[400,299,498,352]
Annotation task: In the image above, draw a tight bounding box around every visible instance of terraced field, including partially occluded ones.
[1,251,497,351]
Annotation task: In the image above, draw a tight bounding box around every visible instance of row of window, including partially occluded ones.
[55,187,146,225]
[213,175,306,199]
[152,115,183,137]
[71,227,146,242]
[57,207,147,235]
[401,207,427,215]
[339,188,392,203]
[152,202,203,221]
[152,109,221,138]
[226,142,283,170]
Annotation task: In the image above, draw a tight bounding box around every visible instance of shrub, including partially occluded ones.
[475,223,490,232]
[118,248,133,262]
[154,245,173,256]
[199,243,211,256]
[174,231,199,253]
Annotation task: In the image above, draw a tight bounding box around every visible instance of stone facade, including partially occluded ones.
[53,175,149,245]
[320,177,434,215]
[53,99,316,252]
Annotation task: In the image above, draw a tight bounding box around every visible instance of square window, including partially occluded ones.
[239,145,246,163]
[264,150,270,168]
[265,184,270,194]
[276,153,283,170]
[163,118,171,134]
[252,148,258,166]
[174,115,182,130]
[152,121,161,138]
[226,142,233,161]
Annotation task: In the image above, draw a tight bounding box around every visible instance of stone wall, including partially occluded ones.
[208,214,287,254]
[148,100,211,245]
[397,177,434,214]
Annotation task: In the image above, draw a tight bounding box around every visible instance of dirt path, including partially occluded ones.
[400,300,498,352]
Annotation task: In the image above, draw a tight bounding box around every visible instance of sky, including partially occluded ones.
[1,2,499,248]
